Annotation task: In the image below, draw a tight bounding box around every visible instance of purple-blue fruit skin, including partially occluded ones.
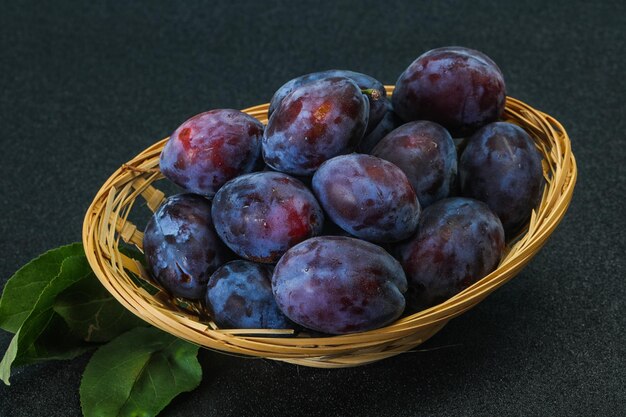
[272,236,407,334]
[365,96,392,135]
[143,193,229,300]
[263,77,369,176]
[372,121,457,208]
[459,122,544,235]
[397,197,505,311]
[393,46,506,137]
[160,109,264,198]
[205,260,291,329]
[211,171,324,263]
[320,218,354,238]
[312,154,420,243]
[268,69,387,134]
[357,99,403,154]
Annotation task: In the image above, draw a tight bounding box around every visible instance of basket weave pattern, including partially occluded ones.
[82,88,577,368]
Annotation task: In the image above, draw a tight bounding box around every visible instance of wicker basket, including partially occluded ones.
[82,87,577,368]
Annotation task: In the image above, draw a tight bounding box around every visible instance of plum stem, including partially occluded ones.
[361,88,382,101]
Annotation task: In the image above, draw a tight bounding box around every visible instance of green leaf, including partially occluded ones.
[17,313,90,364]
[0,242,84,333]
[0,317,82,379]
[80,327,202,417]
[54,276,147,343]
[0,333,18,382]
[0,255,92,384]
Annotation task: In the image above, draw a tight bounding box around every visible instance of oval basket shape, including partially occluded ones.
[82,87,577,368]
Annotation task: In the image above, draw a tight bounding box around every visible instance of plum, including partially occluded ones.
[205,260,291,329]
[459,122,545,235]
[143,193,229,299]
[211,171,324,263]
[396,197,505,311]
[356,100,403,154]
[272,236,407,334]
[263,77,369,175]
[160,109,264,198]
[371,120,457,208]
[312,154,420,242]
[268,69,387,134]
[393,46,506,137]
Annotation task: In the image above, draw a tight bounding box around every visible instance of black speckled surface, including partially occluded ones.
[1,1,624,416]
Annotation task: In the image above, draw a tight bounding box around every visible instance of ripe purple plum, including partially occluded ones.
[211,171,324,263]
[143,193,229,300]
[459,122,545,235]
[263,77,369,175]
[268,69,387,134]
[393,46,506,137]
[205,260,291,329]
[312,154,420,242]
[371,121,457,208]
[272,236,407,334]
[160,109,264,198]
[356,100,403,154]
[397,197,505,311]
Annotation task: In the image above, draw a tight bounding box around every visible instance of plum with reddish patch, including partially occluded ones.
[205,260,291,329]
[272,236,407,334]
[459,122,545,235]
[263,77,369,176]
[268,69,387,134]
[393,46,506,137]
[143,193,229,300]
[160,109,264,198]
[396,197,505,311]
[371,121,457,208]
[312,154,420,242]
[211,171,324,263]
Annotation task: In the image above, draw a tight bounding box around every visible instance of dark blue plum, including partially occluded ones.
[393,46,506,137]
[272,236,407,334]
[160,109,264,198]
[459,122,545,235]
[205,260,291,329]
[211,171,324,263]
[320,218,355,238]
[356,100,403,154]
[365,96,392,135]
[263,77,369,176]
[143,193,229,300]
[371,121,457,208]
[268,69,387,134]
[312,154,420,243]
[396,197,505,311]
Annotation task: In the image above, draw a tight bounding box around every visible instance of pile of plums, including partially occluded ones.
[143,46,545,335]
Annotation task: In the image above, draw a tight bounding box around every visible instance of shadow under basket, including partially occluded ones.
[82,88,577,368]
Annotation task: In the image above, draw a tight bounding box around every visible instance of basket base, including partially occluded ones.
[271,321,448,368]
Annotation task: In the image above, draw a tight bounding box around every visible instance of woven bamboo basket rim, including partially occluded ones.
[82,86,577,368]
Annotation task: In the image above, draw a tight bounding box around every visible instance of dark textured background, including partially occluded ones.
[1,1,624,416]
